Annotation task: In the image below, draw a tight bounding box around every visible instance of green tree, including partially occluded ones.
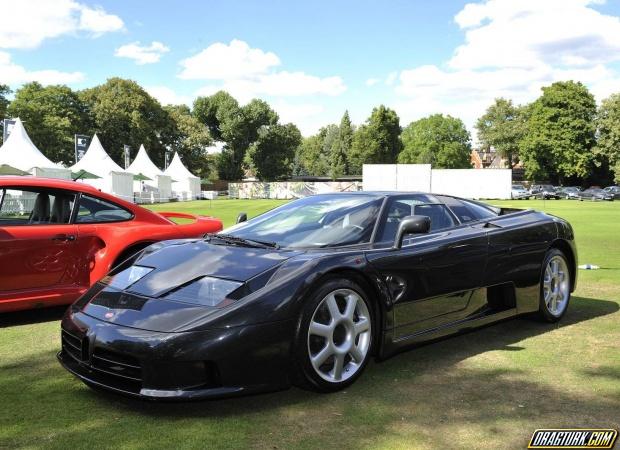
[475,98,525,168]
[596,93,620,183]
[0,84,11,145]
[398,114,472,168]
[244,123,302,181]
[294,134,329,176]
[79,78,170,167]
[349,105,401,174]
[7,82,92,164]
[520,81,596,182]
[193,92,278,180]
[163,104,213,178]
[330,111,353,178]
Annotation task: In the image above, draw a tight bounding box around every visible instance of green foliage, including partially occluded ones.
[163,105,213,179]
[330,110,353,179]
[475,98,526,168]
[79,78,170,167]
[349,105,402,174]
[399,114,472,168]
[596,93,620,183]
[519,81,596,182]
[0,84,11,145]
[194,92,278,180]
[7,82,92,165]
[294,134,330,177]
[244,123,302,181]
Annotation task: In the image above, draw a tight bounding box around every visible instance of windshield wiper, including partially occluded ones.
[205,233,280,249]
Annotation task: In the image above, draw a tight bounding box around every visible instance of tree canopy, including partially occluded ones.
[330,111,353,179]
[399,114,472,168]
[349,105,401,174]
[7,82,92,165]
[475,98,525,168]
[79,77,171,167]
[244,123,302,181]
[0,84,10,144]
[596,93,620,183]
[519,81,596,183]
[193,92,278,180]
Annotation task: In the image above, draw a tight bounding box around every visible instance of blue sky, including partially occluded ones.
[2,0,620,136]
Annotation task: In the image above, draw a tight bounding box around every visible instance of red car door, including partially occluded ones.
[0,187,89,311]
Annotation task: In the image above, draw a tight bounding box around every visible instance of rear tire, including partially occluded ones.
[292,277,374,392]
[536,249,571,322]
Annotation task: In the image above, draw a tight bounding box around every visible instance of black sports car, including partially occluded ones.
[58,192,577,400]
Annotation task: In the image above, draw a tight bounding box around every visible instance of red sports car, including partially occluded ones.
[0,177,222,313]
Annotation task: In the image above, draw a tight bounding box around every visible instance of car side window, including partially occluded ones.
[76,195,133,223]
[0,188,75,225]
[439,196,498,223]
[378,196,455,243]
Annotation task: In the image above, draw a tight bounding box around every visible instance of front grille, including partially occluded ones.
[91,348,142,383]
[61,328,88,362]
[61,328,143,393]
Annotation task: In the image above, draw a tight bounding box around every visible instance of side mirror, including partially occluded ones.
[393,215,431,249]
[236,212,247,224]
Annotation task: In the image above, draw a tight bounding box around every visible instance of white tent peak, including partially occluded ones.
[70,133,127,176]
[0,117,65,171]
[128,144,165,178]
[164,152,198,179]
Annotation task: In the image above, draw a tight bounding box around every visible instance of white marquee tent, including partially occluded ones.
[164,152,201,200]
[128,144,172,203]
[0,118,71,179]
[70,134,134,201]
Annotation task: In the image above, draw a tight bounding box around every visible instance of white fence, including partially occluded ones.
[363,164,511,199]
[229,181,362,199]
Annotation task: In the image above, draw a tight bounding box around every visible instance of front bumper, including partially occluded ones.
[58,309,296,400]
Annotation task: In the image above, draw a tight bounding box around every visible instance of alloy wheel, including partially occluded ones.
[307,289,372,383]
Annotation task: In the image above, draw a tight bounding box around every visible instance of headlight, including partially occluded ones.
[102,266,154,290]
[163,276,243,307]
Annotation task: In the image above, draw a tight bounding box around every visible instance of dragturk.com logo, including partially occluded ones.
[529,429,618,449]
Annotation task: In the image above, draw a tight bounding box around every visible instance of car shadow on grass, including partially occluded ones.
[89,295,618,415]
[0,305,67,328]
[0,296,618,449]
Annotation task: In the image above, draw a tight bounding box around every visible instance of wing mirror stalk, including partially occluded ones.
[236,212,247,224]
[393,215,431,249]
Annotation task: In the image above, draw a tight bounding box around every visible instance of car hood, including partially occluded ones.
[79,241,302,332]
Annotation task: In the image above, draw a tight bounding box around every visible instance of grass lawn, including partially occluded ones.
[0,199,618,449]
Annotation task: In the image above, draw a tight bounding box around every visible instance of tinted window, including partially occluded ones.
[438,196,498,223]
[76,195,133,223]
[378,196,454,242]
[0,188,75,225]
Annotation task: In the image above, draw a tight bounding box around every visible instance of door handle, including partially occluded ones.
[51,234,76,242]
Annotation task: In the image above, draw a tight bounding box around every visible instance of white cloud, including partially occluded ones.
[451,0,620,70]
[179,39,280,80]
[0,0,123,49]
[393,0,620,135]
[181,39,346,100]
[0,51,85,85]
[365,78,380,86]
[115,41,170,65]
[145,86,192,105]
[385,71,398,86]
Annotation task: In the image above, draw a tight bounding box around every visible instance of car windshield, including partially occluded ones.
[512,185,525,190]
[541,185,555,190]
[223,194,384,248]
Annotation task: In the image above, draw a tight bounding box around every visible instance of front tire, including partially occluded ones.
[536,249,571,322]
[293,277,374,392]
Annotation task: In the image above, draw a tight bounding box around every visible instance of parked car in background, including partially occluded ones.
[557,186,581,200]
[603,186,620,199]
[530,185,561,200]
[578,188,614,201]
[0,177,223,313]
[511,184,531,199]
